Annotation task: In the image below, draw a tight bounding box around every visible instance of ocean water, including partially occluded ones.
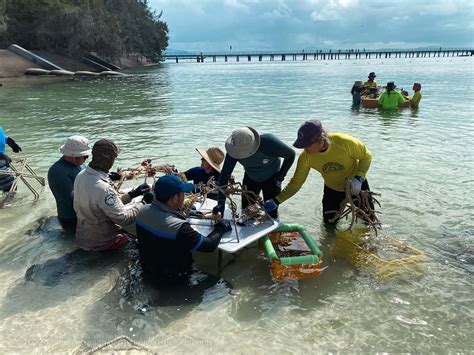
[0,57,473,352]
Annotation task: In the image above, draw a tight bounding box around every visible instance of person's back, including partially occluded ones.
[48,135,90,232]
[74,139,144,251]
[351,81,363,105]
[48,158,84,221]
[136,175,231,279]
[378,82,406,109]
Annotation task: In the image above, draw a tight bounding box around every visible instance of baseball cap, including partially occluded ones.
[293,120,322,148]
[154,175,194,200]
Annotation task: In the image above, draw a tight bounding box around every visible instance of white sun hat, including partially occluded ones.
[59,135,91,157]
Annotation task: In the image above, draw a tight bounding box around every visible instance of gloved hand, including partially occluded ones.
[108,172,122,181]
[215,220,232,233]
[6,137,22,153]
[212,203,225,216]
[128,183,151,199]
[263,198,279,212]
[351,176,364,195]
[142,191,155,204]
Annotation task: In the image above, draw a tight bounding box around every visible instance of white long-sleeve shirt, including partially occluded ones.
[73,165,141,251]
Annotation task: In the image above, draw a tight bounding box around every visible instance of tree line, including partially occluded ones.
[0,0,168,62]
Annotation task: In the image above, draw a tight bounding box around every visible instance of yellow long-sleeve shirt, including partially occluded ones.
[276,132,372,203]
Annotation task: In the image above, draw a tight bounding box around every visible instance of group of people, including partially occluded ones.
[2,120,373,287]
[351,72,422,109]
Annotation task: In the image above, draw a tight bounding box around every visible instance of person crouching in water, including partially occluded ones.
[73,139,150,251]
[48,136,91,234]
[265,120,373,224]
[135,175,231,285]
[184,146,224,199]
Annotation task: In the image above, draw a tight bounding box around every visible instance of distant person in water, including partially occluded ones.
[402,83,422,108]
[48,136,91,234]
[351,80,363,105]
[0,126,22,192]
[363,72,377,89]
[73,139,151,251]
[378,81,406,110]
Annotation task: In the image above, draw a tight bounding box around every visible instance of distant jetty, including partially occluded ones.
[164,48,473,63]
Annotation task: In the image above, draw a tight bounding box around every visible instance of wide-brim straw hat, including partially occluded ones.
[196,146,225,173]
[225,127,261,160]
[59,135,91,157]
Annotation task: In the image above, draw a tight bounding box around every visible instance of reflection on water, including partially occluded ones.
[0,58,474,352]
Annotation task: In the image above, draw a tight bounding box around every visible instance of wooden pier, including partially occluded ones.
[163,48,473,63]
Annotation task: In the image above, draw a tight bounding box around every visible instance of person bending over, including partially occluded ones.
[265,120,373,224]
[214,127,295,218]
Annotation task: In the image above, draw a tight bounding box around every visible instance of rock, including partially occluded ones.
[50,69,74,76]
[24,68,51,76]
[99,71,124,76]
[74,71,99,77]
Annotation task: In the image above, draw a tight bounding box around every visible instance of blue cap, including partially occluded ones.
[154,175,194,200]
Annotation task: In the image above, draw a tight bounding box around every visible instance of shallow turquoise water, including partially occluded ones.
[0,57,473,352]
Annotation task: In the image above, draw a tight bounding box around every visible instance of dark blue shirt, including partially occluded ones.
[218,133,295,186]
[48,157,84,221]
[184,166,219,185]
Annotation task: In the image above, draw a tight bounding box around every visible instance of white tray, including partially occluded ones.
[188,199,280,253]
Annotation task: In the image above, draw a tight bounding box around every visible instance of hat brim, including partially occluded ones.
[293,138,309,149]
[182,181,194,193]
[225,127,261,160]
[196,148,221,173]
[59,145,91,157]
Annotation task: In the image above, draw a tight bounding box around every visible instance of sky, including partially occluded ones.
[149,0,474,52]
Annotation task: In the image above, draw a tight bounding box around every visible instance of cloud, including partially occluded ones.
[150,0,474,51]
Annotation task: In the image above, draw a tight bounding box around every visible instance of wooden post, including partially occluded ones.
[248,55,251,61]
[259,55,262,61]
[225,55,228,62]
[175,56,178,63]
[237,55,239,62]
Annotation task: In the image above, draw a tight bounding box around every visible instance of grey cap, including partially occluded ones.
[225,127,261,160]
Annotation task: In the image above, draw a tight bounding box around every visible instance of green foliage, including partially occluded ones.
[0,0,168,61]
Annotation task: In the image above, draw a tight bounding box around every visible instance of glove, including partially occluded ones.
[351,176,364,195]
[128,183,151,199]
[263,199,279,212]
[212,203,225,215]
[142,191,155,204]
[215,220,232,233]
[108,172,122,181]
[6,137,22,153]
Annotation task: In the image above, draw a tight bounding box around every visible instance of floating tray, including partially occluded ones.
[263,224,323,281]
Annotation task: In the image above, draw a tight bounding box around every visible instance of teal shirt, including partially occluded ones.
[378,90,406,109]
[48,157,85,220]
